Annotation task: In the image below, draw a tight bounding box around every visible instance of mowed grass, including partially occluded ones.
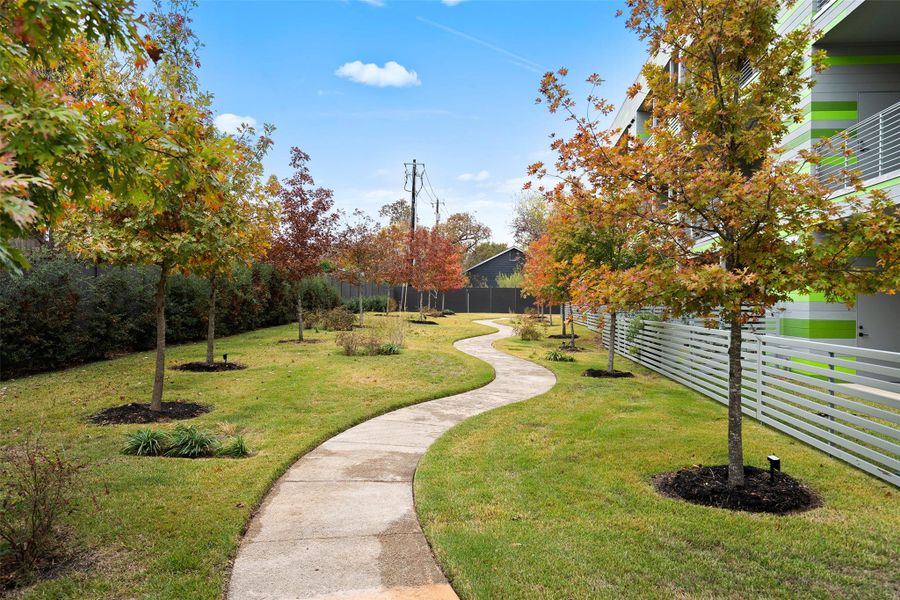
[0,313,496,599]
[415,325,900,599]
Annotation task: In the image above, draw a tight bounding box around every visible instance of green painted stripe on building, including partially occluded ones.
[823,55,900,66]
[811,110,857,121]
[637,132,650,139]
[820,155,858,167]
[788,291,830,302]
[779,318,856,339]
[811,101,857,111]
[831,174,900,200]
[789,357,856,382]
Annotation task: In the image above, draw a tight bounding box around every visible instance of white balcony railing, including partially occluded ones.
[816,100,900,192]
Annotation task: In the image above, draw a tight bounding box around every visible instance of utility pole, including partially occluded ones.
[410,159,417,233]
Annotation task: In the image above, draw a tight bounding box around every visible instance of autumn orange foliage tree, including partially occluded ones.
[532,0,899,487]
[407,227,466,319]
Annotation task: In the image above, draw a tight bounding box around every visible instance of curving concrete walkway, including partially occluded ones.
[228,319,556,600]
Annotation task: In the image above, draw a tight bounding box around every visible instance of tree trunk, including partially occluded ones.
[206,276,217,365]
[441,293,445,312]
[607,311,617,373]
[358,283,363,326]
[561,303,567,336]
[727,316,746,488]
[548,304,553,326]
[151,265,169,412]
[570,305,576,348]
[297,292,304,342]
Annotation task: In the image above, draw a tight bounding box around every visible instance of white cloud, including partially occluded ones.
[335,60,420,88]
[441,0,466,5]
[213,113,257,134]
[359,0,384,6]
[457,170,490,182]
[495,176,533,194]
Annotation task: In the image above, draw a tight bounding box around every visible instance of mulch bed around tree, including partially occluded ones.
[277,338,324,344]
[559,344,584,352]
[89,401,210,425]
[653,465,820,514]
[171,361,247,372]
[582,368,634,378]
[409,320,439,325]
[547,333,579,340]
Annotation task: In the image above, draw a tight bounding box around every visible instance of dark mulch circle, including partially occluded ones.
[548,333,580,340]
[88,401,210,425]
[277,338,324,344]
[653,465,820,514]
[559,344,584,352]
[171,361,247,372]
[409,319,439,325]
[582,368,634,378]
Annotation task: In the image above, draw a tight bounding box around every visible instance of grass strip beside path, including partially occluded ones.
[415,325,900,599]
[1,314,496,599]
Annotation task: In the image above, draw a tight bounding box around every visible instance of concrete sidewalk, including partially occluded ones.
[228,319,556,600]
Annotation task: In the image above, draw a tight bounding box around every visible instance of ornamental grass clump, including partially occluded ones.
[122,429,169,456]
[513,317,543,341]
[121,426,251,459]
[544,350,575,362]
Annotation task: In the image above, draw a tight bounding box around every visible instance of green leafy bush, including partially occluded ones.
[299,277,341,312]
[0,249,297,379]
[441,309,455,316]
[342,295,389,313]
[544,350,575,362]
[122,429,169,456]
[164,425,220,458]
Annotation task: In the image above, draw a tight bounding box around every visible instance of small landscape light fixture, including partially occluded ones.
[223,353,228,365]
[767,454,781,483]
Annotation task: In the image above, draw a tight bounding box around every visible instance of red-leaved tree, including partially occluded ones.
[268,148,339,342]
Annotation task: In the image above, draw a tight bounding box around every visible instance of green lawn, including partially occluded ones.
[415,325,900,599]
[1,314,496,599]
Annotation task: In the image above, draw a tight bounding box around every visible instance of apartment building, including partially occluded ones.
[609,0,900,352]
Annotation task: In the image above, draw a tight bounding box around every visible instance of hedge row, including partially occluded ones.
[0,249,342,379]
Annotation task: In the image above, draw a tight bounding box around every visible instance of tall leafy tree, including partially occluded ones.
[60,0,234,412]
[268,149,339,341]
[437,212,492,258]
[0,0,142,271]
[511,191,549,248]
[534,0,898,487]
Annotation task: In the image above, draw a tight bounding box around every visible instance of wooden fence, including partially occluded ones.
[570,306,900,486]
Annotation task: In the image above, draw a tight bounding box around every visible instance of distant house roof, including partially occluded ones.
[464,246,525,274]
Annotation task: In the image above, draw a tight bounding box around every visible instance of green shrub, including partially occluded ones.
[544,350,575,362]
[441,309,455,316]
[299,277,341,312]
[0,249,297,379]
[218,435,251,458]
[342,295,389,313]
[513,317,544,341]
[164,425,219,458]
[122,429,169,456]
[378,343,401,355]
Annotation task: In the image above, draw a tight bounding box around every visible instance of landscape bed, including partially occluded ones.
[0,314,496,599]
[415,325,900,599]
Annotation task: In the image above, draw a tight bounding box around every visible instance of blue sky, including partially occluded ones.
[190,0,646,244]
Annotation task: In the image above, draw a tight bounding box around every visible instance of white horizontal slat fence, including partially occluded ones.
[570,305,900,486]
